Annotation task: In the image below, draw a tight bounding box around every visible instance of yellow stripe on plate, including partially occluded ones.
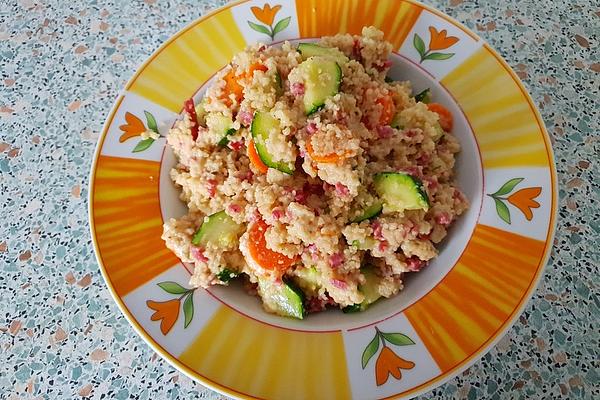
[296,0,422,49]
[441,46,549,169]
[180,306,350,400]
[127,9,246,112]
[405,224,545,372]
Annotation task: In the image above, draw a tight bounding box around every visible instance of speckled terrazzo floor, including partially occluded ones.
[0,0,598,399]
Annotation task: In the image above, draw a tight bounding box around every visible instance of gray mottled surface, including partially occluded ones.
[0,0,597,399]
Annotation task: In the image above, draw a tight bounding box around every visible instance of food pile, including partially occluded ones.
[162,27,468,319]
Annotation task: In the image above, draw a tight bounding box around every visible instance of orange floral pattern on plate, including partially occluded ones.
[146,281,197,335]
[361,327,416,386]
[488,178,542,223]
[118,110,161,153]
[414,26,459,63]
[247,3,290,40]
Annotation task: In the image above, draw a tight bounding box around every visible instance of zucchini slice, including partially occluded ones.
[298,57,342,115]
[250,111,295,174]
[414,88,432,104]
[432,122,444,142]
[350,237,377,250]
[192,211,244,247]
[297,43,348,64]
[258,278,305,319]
[209,114,236,147]
[342,268,382,312]
[373,172,430,212]
[352,202,383,223]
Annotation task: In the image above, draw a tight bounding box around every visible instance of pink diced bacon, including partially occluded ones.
[376,125,394,139]
[406,257,426,272]
[329,252,344,268]
[228,140,244,151]
[330,278,348,289]
[228,204,242,214]
[335,183,350,197]
[435,212,452,226]
[190,246,208,263]
[206,179,217,198]
[372,220,385,241]
[238,109,253,126]
[271,208,284,220]
[291,82,305,96]
[306,122,318,134]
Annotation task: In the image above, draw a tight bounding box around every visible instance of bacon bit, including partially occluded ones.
[206,179,217,198]
[190,246,209,263]
[424,177,438,190]
[329,253,344,268]
[406,257,425,272]
[378,240,389,252]
[228,204,242,213]
[294,189,307,204]
[435,212,452,226]
[362,115,374,130]
[306,122,318,134]
[401,166,422,178]
[306,297,325,313]
[272,208,284,220]
[376,125,394,139]
[291,82,305,96]
[417,153,431,164]
[228,140,244,151]
[330,278,347,289]
[410,225,424,237]
[258,45,266,52]
[453,189,466,202]
[352,39,363,62]
[304,182,324,196]
[250,208,262,222]
[403,129,418,138]
[335,183,350,197]
[372,220,385,241]
[306,244,319,261]
[322,182,334,192]
[306,295,336,313]
[374,60,392,72]
[184,98,199,140]
[239,109,253,126]
[240,170,254,182]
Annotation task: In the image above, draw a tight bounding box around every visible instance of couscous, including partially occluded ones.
[162,27,468,319]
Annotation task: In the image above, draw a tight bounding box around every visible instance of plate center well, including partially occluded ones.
[158,50,483,332]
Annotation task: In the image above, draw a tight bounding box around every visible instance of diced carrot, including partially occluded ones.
[221,69,244,106]
[248,139,268,174]
[248,219,298,272]
[376,95,395,125]
[221,63,267,107]
[427,103,453,132]
[305,140,352,164]
[245,63,268,79]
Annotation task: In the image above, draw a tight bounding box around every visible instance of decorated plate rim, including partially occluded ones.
[88,0,558,398]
